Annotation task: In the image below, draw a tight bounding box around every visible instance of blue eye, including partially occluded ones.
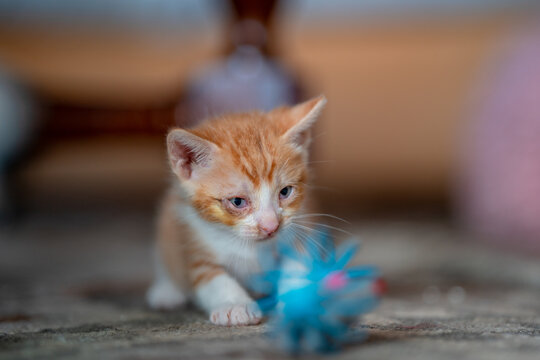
[279,186,293,199]
[229,197,247,208]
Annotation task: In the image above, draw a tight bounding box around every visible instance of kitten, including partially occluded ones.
[146,95,326,326]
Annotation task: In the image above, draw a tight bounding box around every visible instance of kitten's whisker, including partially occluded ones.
[289,223,329,255]
[285,228,303,253]
[290,223,337,252]
[288,225,311,244]
[291,222,328,236]
[286,226,305,249]
[292,233,325,255]
[291,213,350,224]
[287,219,330,256]
[292,220,354,236]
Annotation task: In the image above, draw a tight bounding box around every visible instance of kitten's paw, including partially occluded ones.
[210,303,262,326]
[146,281,186,310]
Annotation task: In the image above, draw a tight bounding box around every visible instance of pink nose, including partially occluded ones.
[258,216,279,237]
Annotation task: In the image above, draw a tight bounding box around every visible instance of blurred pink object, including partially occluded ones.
[460,20,540,254]
[324,271,348,291]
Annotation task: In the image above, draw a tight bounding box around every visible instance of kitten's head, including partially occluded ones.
[167,95,326,241]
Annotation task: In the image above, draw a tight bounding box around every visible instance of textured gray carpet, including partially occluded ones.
[1,210,539,359]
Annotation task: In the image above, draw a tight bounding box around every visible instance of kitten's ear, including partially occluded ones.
[281,95,327,150]
[166,129,217,180]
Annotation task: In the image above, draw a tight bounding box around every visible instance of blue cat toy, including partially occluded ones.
[251,230,383,353]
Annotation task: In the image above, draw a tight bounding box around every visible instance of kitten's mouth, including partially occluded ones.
[258,222,294,242]
[257,234,275,242]
[257,230,280,242]
[253,221,288,242]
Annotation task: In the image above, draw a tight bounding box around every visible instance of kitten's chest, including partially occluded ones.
[215,241,260,284]
[193,221,260,283]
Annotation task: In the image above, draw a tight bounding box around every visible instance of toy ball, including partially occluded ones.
[251,229,383,353]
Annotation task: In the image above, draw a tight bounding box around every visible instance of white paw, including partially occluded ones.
[209,303,262,326]
[146,281,186,310]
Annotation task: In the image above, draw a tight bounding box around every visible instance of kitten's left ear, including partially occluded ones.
[281,95,327,150]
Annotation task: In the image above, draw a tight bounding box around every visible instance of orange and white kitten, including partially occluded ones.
[146,95,326,326]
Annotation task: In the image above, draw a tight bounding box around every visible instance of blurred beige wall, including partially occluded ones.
[279,17,514,202]
[0,14,527,205]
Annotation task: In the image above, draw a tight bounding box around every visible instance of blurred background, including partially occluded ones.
[1,0,539,252]
[1,1,540,358]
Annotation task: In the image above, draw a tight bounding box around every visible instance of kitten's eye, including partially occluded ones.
[279,186,293,200]
[229,197,247,208]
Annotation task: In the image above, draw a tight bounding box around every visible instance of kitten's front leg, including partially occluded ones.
[193,272,262,326]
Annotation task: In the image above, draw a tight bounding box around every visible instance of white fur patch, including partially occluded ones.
[194,273,261,326]
[258,183,274,210]
[177,204,260,284]
[146,280,187,310]
[146,251,186,310]
[194,273,251,309]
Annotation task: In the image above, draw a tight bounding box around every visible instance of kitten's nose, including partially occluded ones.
[258,214,279,237]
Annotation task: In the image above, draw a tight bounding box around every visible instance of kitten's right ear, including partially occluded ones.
[166,129,217,180]
[281,95,327,151]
